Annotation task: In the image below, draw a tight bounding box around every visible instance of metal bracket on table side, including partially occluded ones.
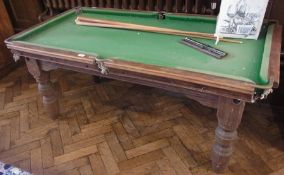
[260,88,273,100]
[252,88,273,103]
[95,59,109,75]
[11,50,21,62]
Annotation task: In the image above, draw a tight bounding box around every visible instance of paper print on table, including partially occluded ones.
[215,0,269,39]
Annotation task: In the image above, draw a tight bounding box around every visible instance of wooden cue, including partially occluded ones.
[77,16,213,38]
[76,16,237,43]
[76,20,219,41]
[75,16,242,44]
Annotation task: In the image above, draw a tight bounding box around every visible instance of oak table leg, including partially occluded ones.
[212,96,245,173]
[25,58,59,119]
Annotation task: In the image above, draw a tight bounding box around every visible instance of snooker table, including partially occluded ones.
[5,7,282,173]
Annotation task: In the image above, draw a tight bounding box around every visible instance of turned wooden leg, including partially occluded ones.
[37,73,59,119]
[25,58,59,119]
[212,96,245,173]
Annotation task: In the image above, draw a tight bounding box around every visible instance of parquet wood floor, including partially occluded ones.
[0,65,284,175]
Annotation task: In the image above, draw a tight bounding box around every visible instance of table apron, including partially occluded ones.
[9,48,256,103]
[34,59,254,103]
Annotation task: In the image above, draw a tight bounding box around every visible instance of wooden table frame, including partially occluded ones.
[5,10,282,173]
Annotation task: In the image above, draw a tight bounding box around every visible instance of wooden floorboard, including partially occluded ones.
[0,65,284,175]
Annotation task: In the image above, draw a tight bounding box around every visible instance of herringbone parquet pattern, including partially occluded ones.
[0,65,284,175]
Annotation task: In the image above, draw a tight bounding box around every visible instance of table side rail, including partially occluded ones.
[4,8,77,44]
[6,42,257,102]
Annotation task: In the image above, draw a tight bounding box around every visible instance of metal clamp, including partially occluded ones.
[11,50,21,62]
[252,88,273,102]
[260,88,273,100]
[13,54,20,62]
[96,60,108,75]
